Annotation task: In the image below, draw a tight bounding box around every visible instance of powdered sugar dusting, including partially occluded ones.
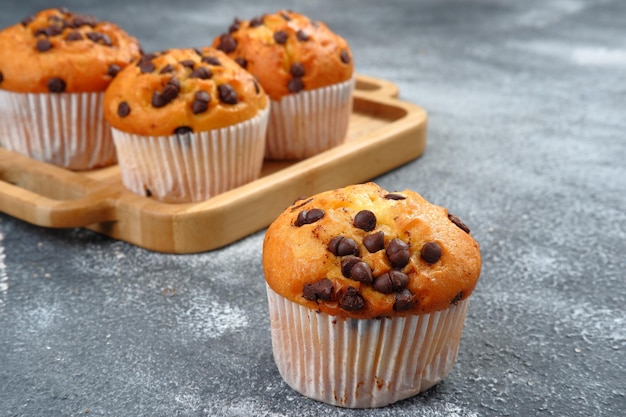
[571,47,626,67]
[176,297,249,339]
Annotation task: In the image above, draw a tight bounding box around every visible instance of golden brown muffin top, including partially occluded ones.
[213,10,354,101]
[103,47,268,136]
[263,183,482,319]
[0,7,141,93]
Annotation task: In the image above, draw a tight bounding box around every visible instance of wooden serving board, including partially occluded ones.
[0,74,428,253]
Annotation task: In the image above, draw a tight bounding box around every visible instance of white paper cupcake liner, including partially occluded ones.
[111,107,269,203]
[0,90,116,170]
[266,284,470,408]
[265,77,355,160]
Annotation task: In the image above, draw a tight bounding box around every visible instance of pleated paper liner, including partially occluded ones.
[112,107,269,203]
[266,77,355,160]
[266,285,469,408]
[0,90,116,170]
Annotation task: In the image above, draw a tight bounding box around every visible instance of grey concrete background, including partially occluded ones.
[1,1,624,416]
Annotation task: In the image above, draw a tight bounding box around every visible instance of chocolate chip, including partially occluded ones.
[65,30,83,41]
[349,261,373,284]
[228,18,241,33]
[386,238,410,269]
[340,50,351,64]
[107,64,121,77]
[341,258,374,284]
[451,291,464,305]
[296,30,309,41]
[340,256,361,278]
[137,57,155,73]
[168,77,181,89]
[280,12,291,21]
[0,71,3,84]
[339,287,365,311]
[421,241,442,264]
[217,84,238,105]
[303,278,334,302]
[253,80,261,94]
[217,33,237,53]
[249,16,264,27]
[145,187,152,197]
[117,101,130,117]
[273,30,288,44]
[191,101,208,115]
[192,90,211,114]
[394,289,414,311]
[36,39,52,52]
[159,64,174,74]
[161,80,180,101]
[44,25,63,37]
[195,90,211,102]
[73,15,97,28]
[86,32,112,46]
[61,18,75,29]
[372,270,409,294]
[288,78,304,93]
[327,236,359,257]
[100,34,112,46]
[234,57,247,69]
[354,210,376,231]
[174,126,193,135]
[290,62,305,78]
[294,208,325,226]
[47,78,66,93]
[179,59,195,69]
[363,231,385,253]
[151,79,180,108]
[384,193,406,200]
[202,56,221,66]
[21,16,34,27]
[151,92,166,108]
[190,67,212,79]
[448,213,470,234]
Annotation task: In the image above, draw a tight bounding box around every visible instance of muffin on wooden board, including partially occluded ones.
[263,182,482,408]
[0,7,141,169]
[214,10,355,160]
[103,47,269,203]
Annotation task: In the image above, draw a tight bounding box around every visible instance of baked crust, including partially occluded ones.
[103,47,268,136]
[263,182,482,318]
[0,8,141,93]
[213,10,354,101]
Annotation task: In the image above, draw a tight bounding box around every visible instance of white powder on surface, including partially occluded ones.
[571,47,626,67]
[507,40,626,68]
[515,0,587,28]
[174,297,249,339]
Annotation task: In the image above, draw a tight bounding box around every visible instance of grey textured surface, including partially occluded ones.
[1,0,625,416]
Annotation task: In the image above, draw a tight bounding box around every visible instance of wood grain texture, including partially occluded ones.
[0,74,428,253]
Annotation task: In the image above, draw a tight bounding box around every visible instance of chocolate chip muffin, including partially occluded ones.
[0,7,142,169]
[103,47,269,203]
[263,182,482,408]
[214,10,355,160]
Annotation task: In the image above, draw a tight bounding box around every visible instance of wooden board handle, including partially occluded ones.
[0,149,117,228]
[355,74,400,98]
